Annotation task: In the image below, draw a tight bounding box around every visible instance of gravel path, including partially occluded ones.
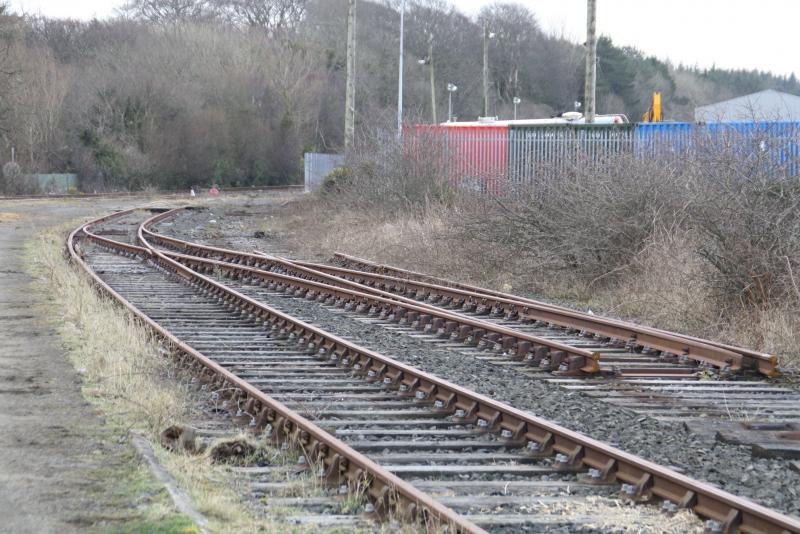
[0,197,162,532]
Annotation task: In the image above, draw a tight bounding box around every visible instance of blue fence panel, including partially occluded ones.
[634,122,694,159]
[702,121,800,177]
[633,121,800,177]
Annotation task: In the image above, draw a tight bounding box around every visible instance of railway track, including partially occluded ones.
[0,184,302,202]
[68,206,800,533]
[142,208,800,459]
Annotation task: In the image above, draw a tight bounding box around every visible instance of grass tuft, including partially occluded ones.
[24,222,344,532]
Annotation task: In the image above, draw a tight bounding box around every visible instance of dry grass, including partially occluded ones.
[29,224,188,436]
[24,222,390,533]
[0,211,24,222]
[275,200,800,373]
[539,496,703,533]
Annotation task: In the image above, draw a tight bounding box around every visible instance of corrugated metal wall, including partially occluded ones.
[444,125,508,194]
[635,121,800,176]
[634,123,693,159]
[410,125,508,194]
[705,121,800,177]
[304,153,345,192]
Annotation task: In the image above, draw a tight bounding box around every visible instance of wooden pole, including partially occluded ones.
[345,0,356,151]
[584,0,597,123]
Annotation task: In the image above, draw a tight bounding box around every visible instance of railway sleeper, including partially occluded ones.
[129,217,799,532]
[168,253,605,377]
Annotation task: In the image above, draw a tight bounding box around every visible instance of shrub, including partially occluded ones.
[2,162,41,195]
[689,159,800,308]
[461,154,691,289]
[320,166,352,194]
[319,125,454,216]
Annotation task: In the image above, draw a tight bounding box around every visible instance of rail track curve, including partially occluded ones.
[67,206,800,534]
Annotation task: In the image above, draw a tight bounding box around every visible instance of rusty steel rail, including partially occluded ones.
[140,214,746,375]
[291,259,745,373]
[72,212,484,534]
[140,217,599,374]
[132,208,800,534]
[329,253,780,375]
[137,208,770,376]
[321,253,779,377]
[140,209,600,374]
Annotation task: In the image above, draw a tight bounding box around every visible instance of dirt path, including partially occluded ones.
[0,199,150,532]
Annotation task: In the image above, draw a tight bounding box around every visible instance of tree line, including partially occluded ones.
[0,0,797,192]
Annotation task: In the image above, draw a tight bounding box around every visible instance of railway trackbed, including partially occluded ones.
[68,206,800,533]
[144,208,800,459]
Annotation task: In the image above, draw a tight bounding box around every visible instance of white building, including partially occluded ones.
[694,89,800,122]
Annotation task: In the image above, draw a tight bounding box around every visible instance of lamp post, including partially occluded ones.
[513,96,521,120]
[417,39,437,124]
[344,0,356,151]
[447,83,458,122]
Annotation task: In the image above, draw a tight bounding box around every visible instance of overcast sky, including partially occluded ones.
[10,0,799,77]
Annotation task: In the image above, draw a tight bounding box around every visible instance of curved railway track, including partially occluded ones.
[68,206,800,533]
[141,209,775,376]
[142,208,800,454]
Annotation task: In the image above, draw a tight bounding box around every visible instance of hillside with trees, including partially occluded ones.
[0,0,798,191]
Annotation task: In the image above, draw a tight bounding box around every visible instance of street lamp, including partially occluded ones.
[447,83,458,122]
[513,96,521,120]
[417,39,437,124]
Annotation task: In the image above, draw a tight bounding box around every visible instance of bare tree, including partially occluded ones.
[477,2,542,105]
[119,0,213,24]
[8,44,73,170]
[0,7,21,134]
[213,0,306,34]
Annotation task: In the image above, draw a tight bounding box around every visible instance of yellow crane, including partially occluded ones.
[642,92,663,122]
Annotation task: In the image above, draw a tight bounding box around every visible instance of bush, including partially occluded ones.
[690,163,800,308]
[2,162,41,195]
[461,155,690,289]
[320,166,352,194]
[319,126,454,216]
[459,129,800,319]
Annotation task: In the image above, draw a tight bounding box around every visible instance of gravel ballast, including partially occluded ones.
[157,203,800,519]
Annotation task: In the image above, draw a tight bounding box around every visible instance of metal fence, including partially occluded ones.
[304,153,345,192]
[636,121,800,176]
[508,124,634,187]
[406,121,800,193]
[24,173,78,193]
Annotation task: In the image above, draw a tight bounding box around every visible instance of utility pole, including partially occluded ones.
[396,0,405,138]
[345,0,357,151]
[428,42,437,124]
[584,0,597,123]
[482,23,489,117]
